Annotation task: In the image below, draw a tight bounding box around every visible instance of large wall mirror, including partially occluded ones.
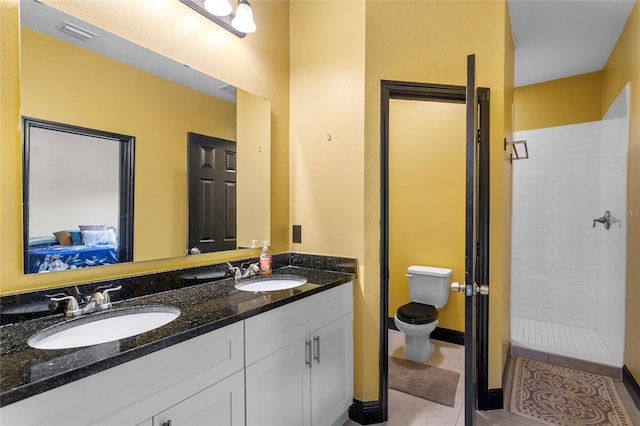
[20,0,271,275]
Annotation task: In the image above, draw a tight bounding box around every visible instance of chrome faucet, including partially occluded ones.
[92,286,122,310]
[227,262,259,280]
[241,262,260,279]
[50,285,122,318]
[226,263,241,279]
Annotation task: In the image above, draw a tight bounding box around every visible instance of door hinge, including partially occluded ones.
[477,128,481,144]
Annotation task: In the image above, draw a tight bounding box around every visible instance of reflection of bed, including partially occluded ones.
[27,244,118,273]
[27,228,119,273]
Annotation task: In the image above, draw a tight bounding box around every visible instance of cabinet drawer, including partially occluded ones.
[142,369,245,426]
[1,321,244,426]
[245,282,352,366]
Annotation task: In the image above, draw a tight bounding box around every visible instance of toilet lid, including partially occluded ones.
[397,302,438,325]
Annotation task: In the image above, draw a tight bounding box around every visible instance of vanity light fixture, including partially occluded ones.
[204,0,232,16]
[179,0,256,38]
[231,0,256,34]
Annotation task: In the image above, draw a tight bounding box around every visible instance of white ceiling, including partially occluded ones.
[508,0,636,87]
[23,0,636,92]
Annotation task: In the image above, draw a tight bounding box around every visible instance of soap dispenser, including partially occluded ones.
[259,241,272,275]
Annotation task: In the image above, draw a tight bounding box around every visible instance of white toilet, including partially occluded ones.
[394,265,452,363]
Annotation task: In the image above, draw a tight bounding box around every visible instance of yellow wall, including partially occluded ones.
[21,28,236,264]
[1,1,22,296]
[501,3,514,386]
[513,71,602,131]
[289,0,365,259]
[388,99,466,331]
[289,0,368,398]
[363,0,512,394]
[0,0,290,294]
[237,89,271,248]
[602,1,640,381]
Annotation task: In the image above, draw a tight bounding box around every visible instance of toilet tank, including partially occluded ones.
[407,265,452,308]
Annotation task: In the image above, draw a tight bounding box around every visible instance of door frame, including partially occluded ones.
[378,80,493,421]
[21,116,135,271]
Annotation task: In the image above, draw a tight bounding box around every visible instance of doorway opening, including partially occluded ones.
[379,80,494,422]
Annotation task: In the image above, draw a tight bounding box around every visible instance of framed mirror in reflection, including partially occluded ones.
[19,0,271,275]
[22,117,134,274]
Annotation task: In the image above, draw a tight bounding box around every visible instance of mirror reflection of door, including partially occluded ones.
[187,133,237,253]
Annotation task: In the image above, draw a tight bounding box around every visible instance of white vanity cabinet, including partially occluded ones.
[0,282,353,426]
[244,283,353,426]
[0,321,245,426]
[309,314,354,426]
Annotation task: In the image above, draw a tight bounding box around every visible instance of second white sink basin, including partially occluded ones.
[234,275,307,292]
[28,306,180,350]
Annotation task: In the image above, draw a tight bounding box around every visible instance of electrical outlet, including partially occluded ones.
[293,225,302,243]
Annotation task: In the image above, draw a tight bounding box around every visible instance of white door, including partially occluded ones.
[246,339,311,426]
[310,314,353,426]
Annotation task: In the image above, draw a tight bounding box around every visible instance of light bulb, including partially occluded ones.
[203,0,232,16]
[231,0,256,33]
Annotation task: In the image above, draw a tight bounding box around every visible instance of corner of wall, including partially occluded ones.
[0,0,23,293]
[602,0,640,381]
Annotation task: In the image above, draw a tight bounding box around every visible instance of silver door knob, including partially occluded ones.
[451,282,464,293]
[476,283,489,295]
[451,282,488,296]
[190,247,201,255]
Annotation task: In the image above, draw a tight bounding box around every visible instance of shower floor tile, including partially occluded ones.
[511,317,620,366]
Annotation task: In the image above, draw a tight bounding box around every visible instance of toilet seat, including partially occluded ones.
[396,302,438,325]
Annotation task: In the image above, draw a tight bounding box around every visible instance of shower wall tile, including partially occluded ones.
[511,118,627,344]
[596,117,628,335]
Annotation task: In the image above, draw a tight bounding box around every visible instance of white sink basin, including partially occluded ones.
[234,275,307,292]
[28,306,180,350]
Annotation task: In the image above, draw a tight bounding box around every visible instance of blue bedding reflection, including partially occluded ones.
[27,245,118,273]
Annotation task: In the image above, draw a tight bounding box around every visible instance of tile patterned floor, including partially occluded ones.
[343,330,640,426]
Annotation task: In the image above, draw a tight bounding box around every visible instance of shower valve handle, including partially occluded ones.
[593,211,611,230]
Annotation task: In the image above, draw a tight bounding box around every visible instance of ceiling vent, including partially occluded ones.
[58,21,98,42]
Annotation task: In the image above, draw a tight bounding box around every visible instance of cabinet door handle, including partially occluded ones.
[313,335,320,363]
[305,340,312,368]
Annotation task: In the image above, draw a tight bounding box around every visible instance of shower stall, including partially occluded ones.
[510,85,630,368]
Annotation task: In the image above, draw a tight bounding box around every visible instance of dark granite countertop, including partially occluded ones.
[0,255,355,407]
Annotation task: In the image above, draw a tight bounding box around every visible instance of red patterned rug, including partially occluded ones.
[510,357,633,426]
